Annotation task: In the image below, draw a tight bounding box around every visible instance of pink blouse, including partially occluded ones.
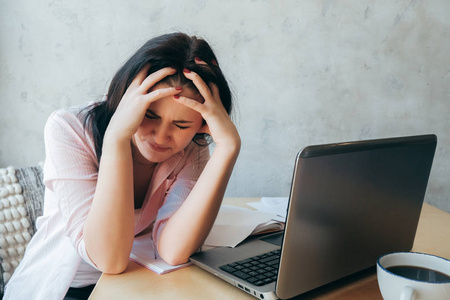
[5,103,210,299]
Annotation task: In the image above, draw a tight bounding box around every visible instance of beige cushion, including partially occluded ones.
[0,166,44,297]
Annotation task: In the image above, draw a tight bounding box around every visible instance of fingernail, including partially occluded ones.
[173,95,180,99]
[175,86,182,91]
[183,68,191,73]
[195,57,202,62]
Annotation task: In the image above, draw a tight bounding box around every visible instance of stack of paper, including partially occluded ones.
[203,204,285,248]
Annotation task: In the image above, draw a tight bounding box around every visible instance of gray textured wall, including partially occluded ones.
[1,1,449,212]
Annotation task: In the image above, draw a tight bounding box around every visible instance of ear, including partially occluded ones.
[197,123,210,135]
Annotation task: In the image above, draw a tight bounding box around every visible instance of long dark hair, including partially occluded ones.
[83,32,233,160]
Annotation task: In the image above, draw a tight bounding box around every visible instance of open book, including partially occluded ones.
[129,232,192,275]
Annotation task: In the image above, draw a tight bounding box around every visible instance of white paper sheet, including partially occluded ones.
[247,197,289,219]
[203,205,282,248]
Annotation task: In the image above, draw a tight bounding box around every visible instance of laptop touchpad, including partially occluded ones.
[260,232,283,246]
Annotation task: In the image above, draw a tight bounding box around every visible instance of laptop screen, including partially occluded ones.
[277,135,437,298]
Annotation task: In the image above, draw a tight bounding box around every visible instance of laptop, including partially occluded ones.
[190,134,437,299]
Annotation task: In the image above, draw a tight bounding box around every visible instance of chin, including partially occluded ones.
[144,152,172,163]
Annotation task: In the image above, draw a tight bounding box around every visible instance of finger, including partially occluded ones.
[129,64,151,89]
[139,67,177,93]
[183,69,213,101]
[173,94,206,114]
[142,86,182,105]
[208,82,220,98]
[194,57,209,66]
[195,56,218,67]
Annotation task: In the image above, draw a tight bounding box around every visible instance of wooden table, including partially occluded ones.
[89,199,450,299]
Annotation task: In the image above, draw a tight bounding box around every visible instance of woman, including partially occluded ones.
[5,32,240,300]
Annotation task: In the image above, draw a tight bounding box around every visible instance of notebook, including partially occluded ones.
[190,134,437,299]
[130,232,192,274]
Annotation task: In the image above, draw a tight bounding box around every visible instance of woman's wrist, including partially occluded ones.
[212,135,241,159]
[102,129,133,161]
[213,127,241,153]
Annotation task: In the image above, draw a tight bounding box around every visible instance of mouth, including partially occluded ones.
[147,141,170,153]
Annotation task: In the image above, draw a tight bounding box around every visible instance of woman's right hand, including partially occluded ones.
[105,66,182,143]
[86,66,181,273]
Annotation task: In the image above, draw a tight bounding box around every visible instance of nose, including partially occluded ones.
[153,123,171,145]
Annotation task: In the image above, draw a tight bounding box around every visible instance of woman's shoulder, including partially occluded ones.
[48,101,98,123]
[46,100,102,132]
[44,101,100,148]
[43,102,99,168]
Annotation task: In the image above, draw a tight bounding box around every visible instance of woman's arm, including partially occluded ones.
[157,68,241,265]
[83,67,182,273]
[157,141,240,265]
[82,134,135,274]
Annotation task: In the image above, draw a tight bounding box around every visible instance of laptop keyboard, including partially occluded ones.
[219,249,280,286]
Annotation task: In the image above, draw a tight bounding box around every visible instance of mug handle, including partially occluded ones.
[400,286,414,300]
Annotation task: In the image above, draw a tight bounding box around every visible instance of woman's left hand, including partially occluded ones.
[174,66,240,151]
[158,61,241,265]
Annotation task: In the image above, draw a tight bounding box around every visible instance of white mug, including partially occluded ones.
[377,252,450,300]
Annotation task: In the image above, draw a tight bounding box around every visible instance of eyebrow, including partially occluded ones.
[146,110,194,124]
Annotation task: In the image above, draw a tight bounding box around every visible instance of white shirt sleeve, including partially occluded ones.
[43,109,100,269]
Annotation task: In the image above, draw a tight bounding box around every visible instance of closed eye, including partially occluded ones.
[146,110,192,129]
[172,119,194,130]
[145,111,159,119]
[175,124,190,130]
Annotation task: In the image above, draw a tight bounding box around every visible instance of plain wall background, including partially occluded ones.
[1,0,449,212]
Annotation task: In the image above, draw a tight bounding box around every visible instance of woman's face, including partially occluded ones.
[131,86,204,164]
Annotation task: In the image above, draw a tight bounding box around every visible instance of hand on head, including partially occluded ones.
[174,58,240,149]
[106,66,182,142]
[106,53,239,153]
